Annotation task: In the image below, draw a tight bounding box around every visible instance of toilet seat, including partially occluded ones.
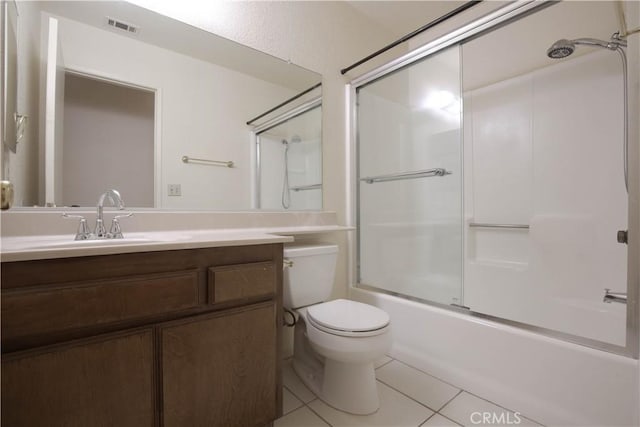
[306,299,390,338]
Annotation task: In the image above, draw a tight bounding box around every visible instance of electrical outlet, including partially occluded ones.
[168,184,181,196]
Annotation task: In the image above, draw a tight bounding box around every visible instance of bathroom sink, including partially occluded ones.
[20,236,161,250]
[32,237,160,249]
[3,234,167,251]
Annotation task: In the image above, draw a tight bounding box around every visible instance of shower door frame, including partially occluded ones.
[251,96,321,209]
[346,0,639,358]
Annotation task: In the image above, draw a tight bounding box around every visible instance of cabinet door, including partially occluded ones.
[1,329,155,427]
[162,302,277,427]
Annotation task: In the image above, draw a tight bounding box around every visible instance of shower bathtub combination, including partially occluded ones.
[347,1,639,425]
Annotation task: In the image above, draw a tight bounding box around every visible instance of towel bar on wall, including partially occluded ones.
[468,223,529,229]
[290,184,322,192]
[182,156,234,168]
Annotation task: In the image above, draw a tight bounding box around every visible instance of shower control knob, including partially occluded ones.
[617,230,628,244]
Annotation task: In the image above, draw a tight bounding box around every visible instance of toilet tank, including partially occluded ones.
[283,243,338,309]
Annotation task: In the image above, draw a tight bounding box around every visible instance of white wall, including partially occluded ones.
[54,14,298,210]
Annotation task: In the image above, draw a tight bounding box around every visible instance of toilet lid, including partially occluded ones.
[306,299,390,333]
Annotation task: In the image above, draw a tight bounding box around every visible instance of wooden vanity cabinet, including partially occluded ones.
[1,244,283,427]
[161,302,277,427]
[2,329,156,427]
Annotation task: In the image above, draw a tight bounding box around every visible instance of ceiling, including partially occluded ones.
[345,1,468,40]
[35,1,321,91]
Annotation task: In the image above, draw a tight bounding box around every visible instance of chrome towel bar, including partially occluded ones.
[469,223,529,229]
[182,156,234,168]
[291,184,322,192]
[360,168,451,184]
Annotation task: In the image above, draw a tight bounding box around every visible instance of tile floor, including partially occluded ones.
[275,356,543,427]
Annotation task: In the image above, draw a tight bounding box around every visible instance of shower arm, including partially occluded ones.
[572,37,626,50]
[549,32,629,193]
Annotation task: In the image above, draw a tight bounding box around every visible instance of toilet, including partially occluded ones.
[283,243,391,415]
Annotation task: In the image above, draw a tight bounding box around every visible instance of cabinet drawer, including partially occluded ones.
[208,262,276,304]
[2,270,199,341]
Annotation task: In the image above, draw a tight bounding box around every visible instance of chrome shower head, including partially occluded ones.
[282,135,301,145]
[547,39,575,59]
[547,34,627,60]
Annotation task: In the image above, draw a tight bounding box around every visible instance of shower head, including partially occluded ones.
[547,39,575,59]
[282,135,302,145]
[547,33,627,59]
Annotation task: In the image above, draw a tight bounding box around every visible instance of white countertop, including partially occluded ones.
[0,225,353,262]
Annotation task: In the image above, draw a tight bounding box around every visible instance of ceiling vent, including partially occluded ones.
[106,17,139,35]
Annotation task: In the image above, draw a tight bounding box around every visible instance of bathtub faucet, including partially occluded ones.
[603,289,627,304]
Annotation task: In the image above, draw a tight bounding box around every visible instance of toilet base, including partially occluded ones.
[292,317,381,415]
[293,355,380,415]
[322,359,379,414]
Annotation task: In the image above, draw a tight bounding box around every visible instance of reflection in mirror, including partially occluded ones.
[8,1,321,210]
[256,102,322,211]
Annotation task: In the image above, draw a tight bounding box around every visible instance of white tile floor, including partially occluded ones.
[276,356,544,427]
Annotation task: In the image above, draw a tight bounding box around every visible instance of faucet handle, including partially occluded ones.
[62,213,91,240]
[108,213,133,239]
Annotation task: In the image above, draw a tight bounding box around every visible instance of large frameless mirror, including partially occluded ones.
[5,0,322,210]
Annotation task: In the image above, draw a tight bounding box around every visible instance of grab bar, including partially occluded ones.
[469,223,529,229]
[182,156,234,168]
[360,168,451,184]
[291,183,322,192]
[603,289,627,304]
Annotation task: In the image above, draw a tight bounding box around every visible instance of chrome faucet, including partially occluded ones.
[95,189,125,238]
[603,289,627,304]
[62,190,132,240]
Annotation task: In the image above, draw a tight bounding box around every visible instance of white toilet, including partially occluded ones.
[283,243,391,415]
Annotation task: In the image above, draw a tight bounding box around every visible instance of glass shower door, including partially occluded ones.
[357,46,463,306]
[257,105,322,210]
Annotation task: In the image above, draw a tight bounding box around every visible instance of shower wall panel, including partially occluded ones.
[463,50,627,345]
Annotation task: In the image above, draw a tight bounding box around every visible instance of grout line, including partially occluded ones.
[461,390,545,426]
[390,358,544,425]
[434,412,464,426]
[419,411,438,426]
[393,358,465,392]
[374,357,394,370]
[375,378,440,414]
[438,389,463,413]
[282,385,304,415]
[304,399,334,427]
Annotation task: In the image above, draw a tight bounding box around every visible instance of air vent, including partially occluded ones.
[106,17,139,35]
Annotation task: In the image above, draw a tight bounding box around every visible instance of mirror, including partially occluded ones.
[7,0,322,210]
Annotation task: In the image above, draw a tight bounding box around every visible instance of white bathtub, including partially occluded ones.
[351,287,639,426]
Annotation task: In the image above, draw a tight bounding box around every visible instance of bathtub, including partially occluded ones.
[351,287,638,426]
